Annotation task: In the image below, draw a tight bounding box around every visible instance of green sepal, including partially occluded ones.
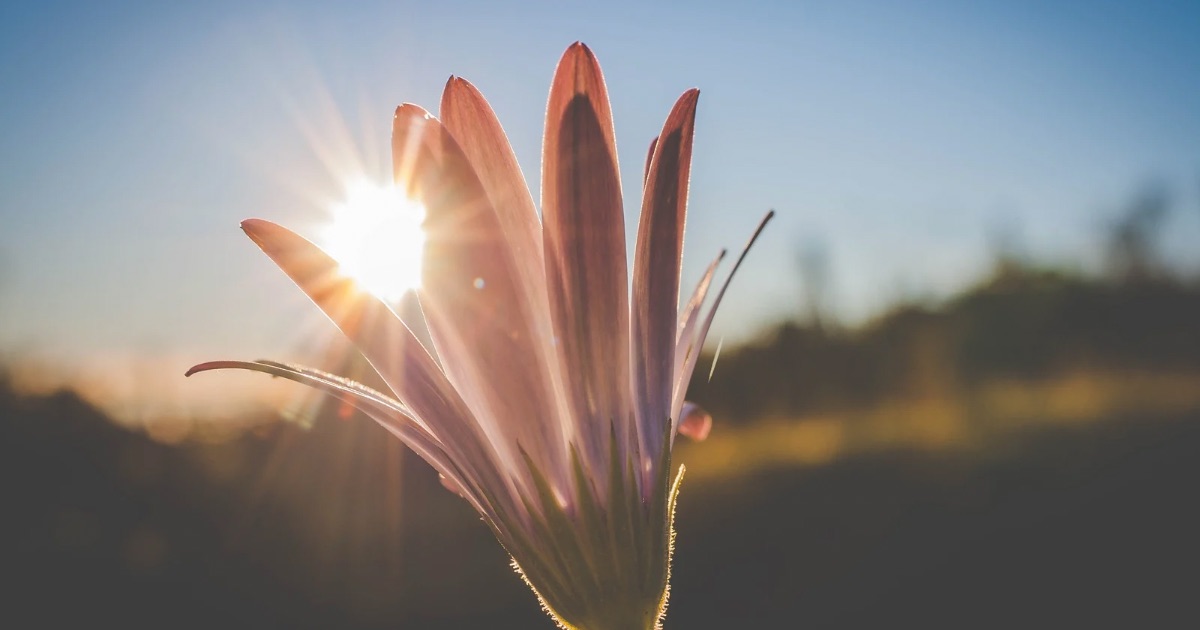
[496,418,682,630]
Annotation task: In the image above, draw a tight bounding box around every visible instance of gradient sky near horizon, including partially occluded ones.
[2,0,1199,386]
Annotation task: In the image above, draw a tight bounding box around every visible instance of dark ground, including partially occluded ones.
[3,380,1197,629]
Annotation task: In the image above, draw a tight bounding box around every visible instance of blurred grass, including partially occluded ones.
[669,407,1200,628]
[680,369,1200,483]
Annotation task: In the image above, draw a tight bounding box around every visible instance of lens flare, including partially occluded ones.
[321,180,425,302]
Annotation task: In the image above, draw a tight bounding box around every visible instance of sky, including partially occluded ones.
[1,0,1198,418]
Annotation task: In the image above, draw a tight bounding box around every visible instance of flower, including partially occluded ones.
[188,42,770,630]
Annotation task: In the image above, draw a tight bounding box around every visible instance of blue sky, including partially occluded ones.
[2,0,1198,379]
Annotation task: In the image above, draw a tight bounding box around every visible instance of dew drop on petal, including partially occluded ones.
[473,277,485,289]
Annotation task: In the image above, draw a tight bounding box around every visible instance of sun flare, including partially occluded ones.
[320,180,426,302]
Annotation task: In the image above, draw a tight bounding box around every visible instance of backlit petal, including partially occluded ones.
[440,78,577,483]
[184,359,493,519]
[393,104,565,494]
[632,89,699,479]
[238,219,518,513]
[643,136,658,185]
[541,42,631,473]
[672,249,725,423]
[673,212,774,446]
[439,77,545,302]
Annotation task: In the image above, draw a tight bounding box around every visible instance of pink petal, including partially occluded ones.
[540,42,631,471]
[677,401,713,441]
[440,78,575,476]
[439,77,546,303]
[237,219,519,513]
[643,136,659,185]
[185,359,494,519]
[632,89,700,471]
[393,104,566,491]
[672,249,725,422]
[673,212,774,447]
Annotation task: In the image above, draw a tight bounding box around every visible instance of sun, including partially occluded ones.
[320,180,426,302]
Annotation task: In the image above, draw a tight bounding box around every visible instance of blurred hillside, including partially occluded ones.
[689,264,1200,420]
[686,182,1200,427]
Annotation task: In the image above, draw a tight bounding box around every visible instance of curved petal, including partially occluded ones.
[632,89,700,475]
[393,104,565,493]
[672,249,725,418]
[643,136,658,185]
[439,77,544,289]
[440,78,578,483]
[541,42,631,472]
[237,219,518,512]
[184,359,493,519]
[672,211,774,444]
